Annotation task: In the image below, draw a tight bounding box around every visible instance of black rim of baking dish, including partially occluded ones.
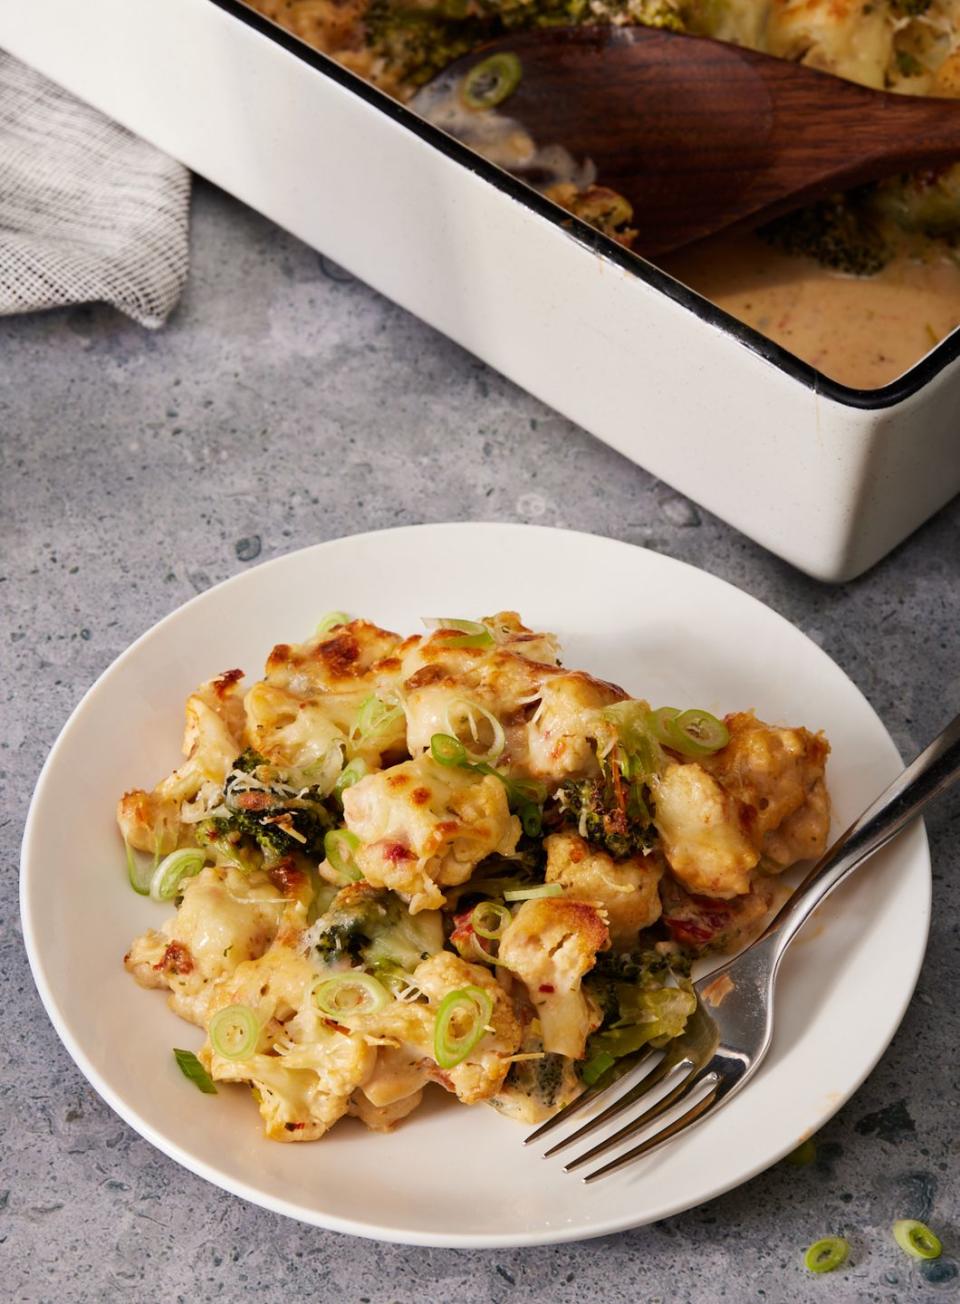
[210,0,960,412]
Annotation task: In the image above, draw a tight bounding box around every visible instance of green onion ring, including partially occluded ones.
[323,828,363,883]
[664,708,730,757]
[648,706,681,747]
[434,985,494,1069]
[444,697,506,762]
[316,610,350,635]
[431,732,469,767]
[313,971,390,1019]
[519,802,543,838]
[503,883,563,902]
[172,1047,218,1094]
[423,617,494,649]
[125,840,153,896]
[209,1004,261,1061]
[470,901,512,941]
[893,1219,942,1260]
[803,1237,849,1274]
[353,695,404,742]
[149,848,207,902]
[460,53,522,111]
[334,757,368,800]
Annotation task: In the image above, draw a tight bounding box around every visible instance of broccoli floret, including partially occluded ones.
[198,749,335,862]
[502,1049,571,1107]
[312,883,444,972]
[758,193,890,275]
[559,769,656,861]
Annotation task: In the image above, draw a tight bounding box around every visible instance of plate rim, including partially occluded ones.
[19,522,932,1247]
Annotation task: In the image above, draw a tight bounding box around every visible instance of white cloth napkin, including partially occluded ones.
[0,51,190,328]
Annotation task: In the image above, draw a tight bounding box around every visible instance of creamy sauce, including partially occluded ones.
[662,231,960,389]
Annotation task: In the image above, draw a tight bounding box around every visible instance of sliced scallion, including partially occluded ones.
[172,1047,217,1094]
[313,971,390,1019]
[470,901,512,941]
[503,883,563,902]
[334,757,368,801]
[353,695,404,742]
[785,1138,817,1167]
[663,708,730,757]
[460,53,522,111]
[444,698,506,762]
[316,611,350,635]
[893,1219,942,1260]
[434,986,494,1069]
[323,828,363,883]
[422,617,494,649]
[125,840,153,896]
[581,1050,616,1086]
[431,732,469,767]
[149,848,206,901]
[209,1005,261,1061]
[803,1237,849,1274]
[648,706,681,747]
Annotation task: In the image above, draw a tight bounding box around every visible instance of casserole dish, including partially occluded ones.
[3,0,958,580]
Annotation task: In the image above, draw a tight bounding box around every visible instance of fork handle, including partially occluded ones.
[764,711,960,965]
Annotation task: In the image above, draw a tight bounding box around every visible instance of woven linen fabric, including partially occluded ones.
[0,51,190,328]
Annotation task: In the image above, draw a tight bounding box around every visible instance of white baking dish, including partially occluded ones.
[4,0,958,580]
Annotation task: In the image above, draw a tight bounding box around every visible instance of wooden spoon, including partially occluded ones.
[427,27,960,255]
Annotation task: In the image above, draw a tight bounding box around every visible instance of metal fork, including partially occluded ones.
[526,710,960,1181]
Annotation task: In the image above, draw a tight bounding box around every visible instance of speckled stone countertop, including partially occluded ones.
[2,179,958,1304]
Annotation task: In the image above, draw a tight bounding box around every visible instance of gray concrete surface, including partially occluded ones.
[1,179,958,1303]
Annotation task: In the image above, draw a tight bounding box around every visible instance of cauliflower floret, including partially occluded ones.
[343,756,521,912]
[544,830,663,948]
[203,940,377,1141]
[117,671,245,853]
[243,680,346,773]
[653,761,758,898]
[123,864,284,1025]
[498,899,609,1059]
[525,672,627,783]
[700,711,830,869]
[412,952,523,1103]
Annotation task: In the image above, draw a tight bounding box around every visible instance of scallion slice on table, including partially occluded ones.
[785,1138,817,1166]
[323,829,363,883]
[209,1005,261,1061]
[893,1219,942,1260]
[173,1048,217,1094]
[313,972,390,1019]
[149,848,206,901]
[803,1236,849,1273]
[434,986,494,1069]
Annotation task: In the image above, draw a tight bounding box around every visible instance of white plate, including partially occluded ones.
[21,524,930,1247]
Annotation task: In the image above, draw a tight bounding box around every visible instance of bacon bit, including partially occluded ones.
[538,984,555,994]
[411,786,431,806]
[268,857,306,897]
[155,942,194,975]
[284,1121,306,1131]
[383,841,414,864]
[232,791,276,812]
[323,1019,351,1035]
[212,668,244,696]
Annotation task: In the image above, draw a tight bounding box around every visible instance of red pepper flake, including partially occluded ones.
[268,856,306,897]
[383,841,414,864]
[538,983,555,994]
